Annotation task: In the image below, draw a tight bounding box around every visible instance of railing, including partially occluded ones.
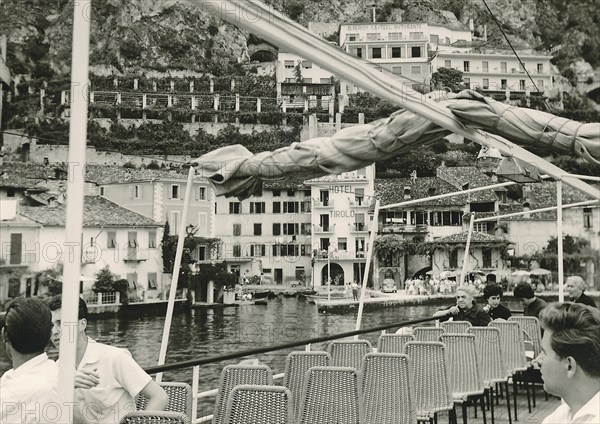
[313,224,336,233]
[143,315,440,423]
[313,199,334,208]
[83,291,120,305]
[350,223,369,233]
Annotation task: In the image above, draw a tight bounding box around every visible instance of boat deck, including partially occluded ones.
[435,384,560,424]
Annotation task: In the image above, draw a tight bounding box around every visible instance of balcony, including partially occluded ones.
[123,249,150,262]
[381,222,428,234]
[349,198,371,208]
[350,223,369,233]
[313,199,334,208]
[313,224,336,234]
[314,250,366,261]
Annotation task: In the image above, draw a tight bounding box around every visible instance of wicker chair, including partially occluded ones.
[223,385,293,424]
[362,353,416,424]
[120,411,190,424]
[441,334,487,424]
[404,341,454,423]
[297,366,364,424]
[413,327,445,342]
[489,321,529,420]
[441,321,473,334]
[377,333,415,354]
[327,339,372,369]
[136,382,192,419]
[212,364,273,424]
[283,351,331,422]
[471,327,512,424]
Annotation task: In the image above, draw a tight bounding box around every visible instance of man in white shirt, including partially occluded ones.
[1,297,58,423]
[48,295,168,424]
[536,302,600,424]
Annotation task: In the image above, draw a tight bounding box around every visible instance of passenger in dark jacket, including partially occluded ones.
[514,282,548,318]
[565,276,597,308]
[483,284,512,320]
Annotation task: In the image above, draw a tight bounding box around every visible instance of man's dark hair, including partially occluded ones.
[513,282,535,300]
[539,302,600,378]
[4,297,52,354]
[483,284,503,300]
[47,295,88,320]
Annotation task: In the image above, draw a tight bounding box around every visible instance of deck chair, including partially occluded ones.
[471,327,512,424]
[136,382,192,419]
[212,364,273,424]
[327,339,372,369]
[414,327,445,342]
[404,341,454,423]
[441,334,487,424]
[441,321,473,334]
[120,411,190,424]
[223,385,293,424]
[489,321,529,421]
[377,333,415,354]
[297,366,364,424]
[283,351,331,422]
[362,353,416,424]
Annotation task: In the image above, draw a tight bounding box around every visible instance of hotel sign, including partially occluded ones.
[345,23,423,31]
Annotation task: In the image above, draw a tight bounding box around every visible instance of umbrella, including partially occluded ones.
[512,270,531,276]
[469,270,486,276]
[440,271,456,279]
[530,268,551,276]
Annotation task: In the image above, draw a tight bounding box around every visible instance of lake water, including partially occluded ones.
[0,296,524,418]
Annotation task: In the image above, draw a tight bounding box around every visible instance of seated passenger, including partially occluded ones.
[514,282,548,318]
[565,276,597,308]
[433,285,491,326]
[48,295,168,424]
[482,284,512,320]
[1,297,58,423]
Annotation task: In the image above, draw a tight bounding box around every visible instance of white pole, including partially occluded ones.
[355,200,380,336]
[459,212,475,286]
[557,180,564,302]
[156,165,195,383]
[57,1,91,422]
[327,246,331,302]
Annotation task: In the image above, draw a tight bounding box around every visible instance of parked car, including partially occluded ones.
[381,279,397,293]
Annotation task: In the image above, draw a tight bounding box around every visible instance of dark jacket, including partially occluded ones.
[524,297,548,318]
[438,303,492,326]
[488,303,512,320]
[575,292,597,308]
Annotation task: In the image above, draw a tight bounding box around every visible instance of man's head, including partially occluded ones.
[455,285,477,309]
[1,297,52,359]
[513,282,535,304]
[537,303,600,397]
[565,276,586,300]
[47,295,88,348]
[483,284,503,308]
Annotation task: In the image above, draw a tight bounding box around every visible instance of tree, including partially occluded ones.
[294,63,303,83]
[430,67,464,92]
[93,266,115,293]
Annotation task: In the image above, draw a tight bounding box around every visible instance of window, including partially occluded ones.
[464,78,470,89]
[347,33,358,41]
[283,223,299,235]
[463,61,470,72]
[148,273,158,289]
[415,211,427,226]
[500,62,507,73]
[409,32,423,40]
[233,223,241,236]
[537,63,544,73]
[197,212,207,233]
[170,184,180,199]
[283,201,299,213]
[392,66,402,75]
[355,188,364,205]
[233,243,241,257]
[100,187,105,196]
[391,47,401,58]
[9,233,22,265]
[519,63,526,72]
[371,47,382,59]
[430,34,439,44]
[320,238,330,251]
[196,186,206,200]
[273,223,281,236]
[148,231,157,248]
[356,48,362,58]
[254,223,262,236]
[301,223,312,235]
[133,185,141,199]
[302,60,312,68]
[450,250,458,268]
[170,211,180,234]
[482,248,492,268]
[104,231,117,249]
[482,61,489,73]
[444,60,451,68]
[501,79,507,89]
[320,78,332,83]
[519,80,526,90]
[538,80,544,90]
[272,201,281,213]
[272,189,281,196]
[301,245,312,256]
[583,208,593,228]
[197,245,207,261]
[366,33,380,40]
[338,237,347,251]
[389,32,401,40]
[284,60,294,68]
[411,66,421,75]
[300,200,311,213]
[229,202,241,214]
[303,78,312,83]
[410,46,421,57]
[286,189,295,196]
[483,78,489,89]
[474,222,488,233]
[250,202,266,213]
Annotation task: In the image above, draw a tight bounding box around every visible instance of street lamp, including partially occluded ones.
[327,243,337,301]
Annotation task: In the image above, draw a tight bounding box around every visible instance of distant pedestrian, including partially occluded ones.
[351,281,360,301]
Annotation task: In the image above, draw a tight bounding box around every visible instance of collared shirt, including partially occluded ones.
[71,339,151,424]
[0,353,58,423]
[543,391,600,423]
[438,303,492,326]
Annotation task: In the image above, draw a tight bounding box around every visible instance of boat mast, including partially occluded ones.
[57,0,92,421]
